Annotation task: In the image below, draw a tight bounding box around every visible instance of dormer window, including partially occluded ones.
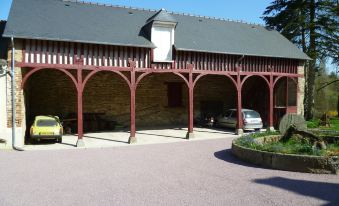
[152,23,175,62]
[144,9,177,63]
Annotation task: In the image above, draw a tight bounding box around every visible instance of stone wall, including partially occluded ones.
[297,63,305,116]
[194,75,236,118]
[5,39,25,147]
[23,72,236,130]
[25,69,77,123]
[6,40,24,129]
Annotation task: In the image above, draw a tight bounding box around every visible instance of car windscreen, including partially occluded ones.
[36,119,58,127]
[244,111,260,118]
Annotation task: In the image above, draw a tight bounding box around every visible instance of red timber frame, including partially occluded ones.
[18,40,302,145]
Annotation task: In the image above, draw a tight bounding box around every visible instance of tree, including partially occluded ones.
[313,63,339,116]
[262,0,339,120]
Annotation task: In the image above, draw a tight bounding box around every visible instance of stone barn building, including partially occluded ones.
[0,0,309,148]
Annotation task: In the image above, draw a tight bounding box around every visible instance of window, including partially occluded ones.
[152,25,174,62]
[244,111,260,118]
[36,120,58,127]
[167,82,182,107]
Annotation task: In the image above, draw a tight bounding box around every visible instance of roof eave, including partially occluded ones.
[175,46,311,61]
[2,34,156,49]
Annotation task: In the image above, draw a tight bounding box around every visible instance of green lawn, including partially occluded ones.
[307,117,339,131]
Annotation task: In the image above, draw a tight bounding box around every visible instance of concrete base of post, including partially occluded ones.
[76,139,85,147]
[267,126,275,132]
[128,136,137,144]
[186,132,195,139]
[236,129,244,135]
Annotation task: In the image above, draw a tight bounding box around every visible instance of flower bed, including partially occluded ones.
[232,132,339,174]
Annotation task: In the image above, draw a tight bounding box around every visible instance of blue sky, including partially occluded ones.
[0,0,272,24]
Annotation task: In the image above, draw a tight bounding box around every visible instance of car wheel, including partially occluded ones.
[56,138,62,143]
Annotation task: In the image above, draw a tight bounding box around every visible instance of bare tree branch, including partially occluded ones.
[317,79,339,92]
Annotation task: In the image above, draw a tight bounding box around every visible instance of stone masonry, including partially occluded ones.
[23,71,236,130]
[6,39,24,128]
[297,64,305,116]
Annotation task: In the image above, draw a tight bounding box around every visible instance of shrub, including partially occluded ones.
[327,110,338,117]
[306,119,320,128]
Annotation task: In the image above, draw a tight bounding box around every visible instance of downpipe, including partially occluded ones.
[10,37,24,151]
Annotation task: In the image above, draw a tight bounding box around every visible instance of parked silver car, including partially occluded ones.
[215,109,263,130]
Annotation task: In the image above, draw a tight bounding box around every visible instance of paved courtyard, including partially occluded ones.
[1,137,338,206]
[22,127,236,150]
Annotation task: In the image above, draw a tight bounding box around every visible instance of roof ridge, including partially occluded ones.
[61,0,158,12]
[168,10,263,26]
[60,0,264,27]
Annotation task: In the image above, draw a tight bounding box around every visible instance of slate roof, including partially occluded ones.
[3,0,310,60]
[146,9,177,24]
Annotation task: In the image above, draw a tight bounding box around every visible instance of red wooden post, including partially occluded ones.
[268,74,274,131]
[76,60,85,147]
[236,67,243,135]
[129,60,137,143]
[129,83,136,143]
[187,64,194,139]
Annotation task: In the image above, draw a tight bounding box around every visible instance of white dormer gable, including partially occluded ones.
[147,9,177,62]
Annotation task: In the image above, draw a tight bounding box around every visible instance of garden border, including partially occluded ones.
[232,136,339,175]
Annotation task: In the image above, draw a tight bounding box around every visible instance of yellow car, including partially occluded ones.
[30,116,63,143]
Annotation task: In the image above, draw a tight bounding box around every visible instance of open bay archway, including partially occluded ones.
[241,75,270,127]
[22,68,77,144]
[135,72,188,138]
[81,71,131,139]
[193,74,237,132]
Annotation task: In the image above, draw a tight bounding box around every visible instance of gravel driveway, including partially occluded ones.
[0,138,338,206]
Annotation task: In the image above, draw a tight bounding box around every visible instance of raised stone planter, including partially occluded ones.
[232,136,339,175]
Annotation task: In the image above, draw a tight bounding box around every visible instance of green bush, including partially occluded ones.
[306,119,320,128]
[306,117,339,130]
[330,118,339,130]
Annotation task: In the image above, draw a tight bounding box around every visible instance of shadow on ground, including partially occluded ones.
[193,127,235,135]
[253,177,339,206]
[83,135,128,144]
[135,131,186,139]
[214,149,261,169]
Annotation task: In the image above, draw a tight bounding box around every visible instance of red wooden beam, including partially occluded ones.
[187,70,194,138]
[76,66,84,147]
[236,66,243,134]
[269,74,274,129]
[129,60,137,143]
